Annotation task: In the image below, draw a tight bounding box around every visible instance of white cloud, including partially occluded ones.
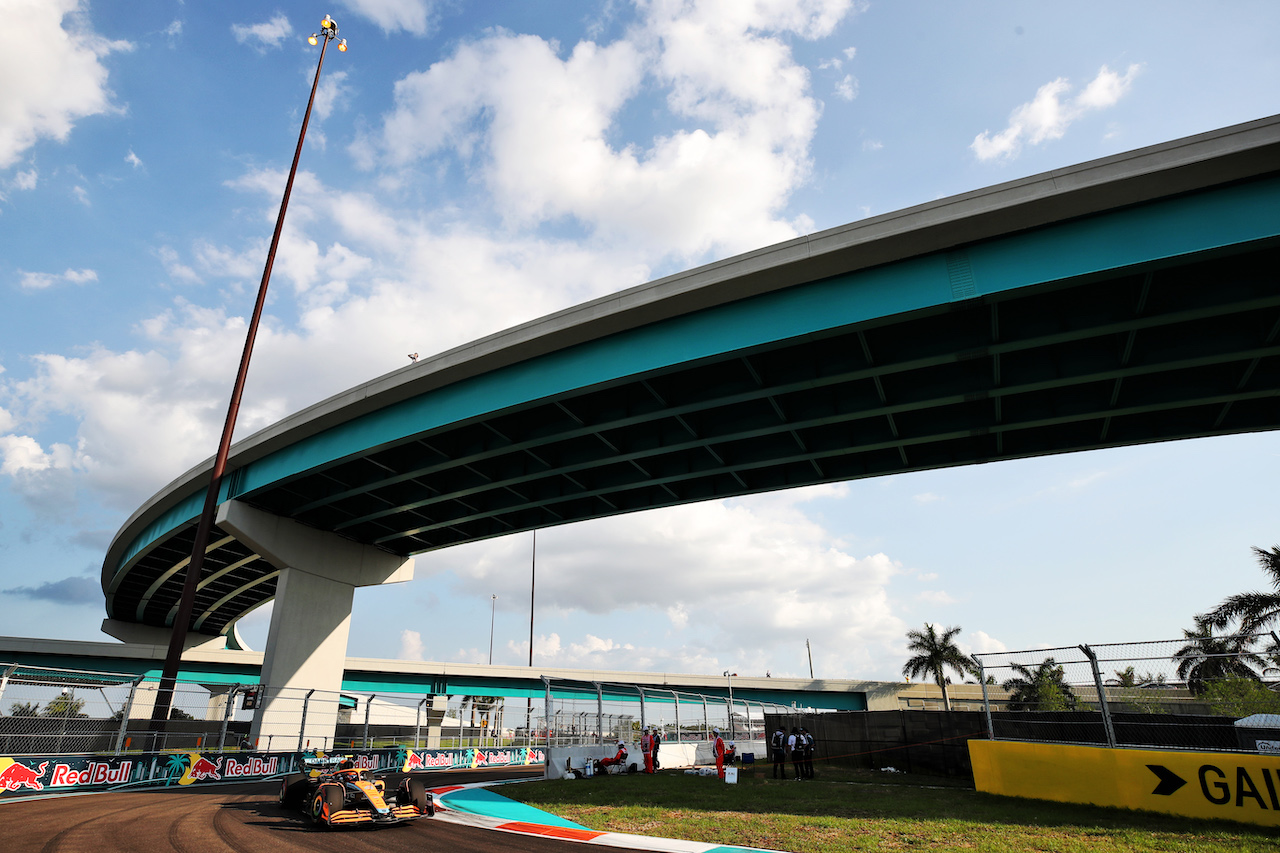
[17,268,95,290]
[964,630,1008,656]
[156,245,202,285]
[398,629,425,660]
[18,271,57,291]
[917,589,957,605]
[231,14,292,50]
[62,268,97,284]
[13,169,38,190]
[0,0,132,170]
[971,64,1142,161]
[72,185,89,205]
[163,20,182,39]
[1075,64,1141,110]
[366,0,850,262]
[0,434,73,476]
[0,433,80,515]
[125,149,142,169]
[341,0,437,36]
[313,71,349,123]
[913,492,941,504]
[422,483,908,678]
[834,74,858,101]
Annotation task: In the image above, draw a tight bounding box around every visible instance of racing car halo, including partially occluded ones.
[279,753,434,827]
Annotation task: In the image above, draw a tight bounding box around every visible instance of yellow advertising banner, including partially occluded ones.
[969,739,1280,828]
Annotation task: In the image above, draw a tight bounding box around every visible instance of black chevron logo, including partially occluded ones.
[1146,764,1187,796]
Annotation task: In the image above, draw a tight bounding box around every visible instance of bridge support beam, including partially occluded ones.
[215,500,414,749]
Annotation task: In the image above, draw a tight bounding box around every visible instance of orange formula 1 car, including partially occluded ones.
[279,753,434,828]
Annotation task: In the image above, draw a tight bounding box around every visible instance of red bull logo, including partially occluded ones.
[0,759,49,792]
[50,761,133,787]
[400,750,457,772]
[178,754,223,785]
[189,756,222,780]
[221,756,278,778]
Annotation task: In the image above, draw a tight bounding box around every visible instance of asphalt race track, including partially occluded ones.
[3,767,580,853]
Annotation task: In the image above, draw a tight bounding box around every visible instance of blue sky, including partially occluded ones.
[1,0,1278,682]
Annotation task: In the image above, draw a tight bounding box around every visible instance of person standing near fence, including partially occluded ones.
[800,727,815,779]
[651,726,662,772]
[713,728,727,780]
[788,727,803,780]
[770,725,786,778]
[641,727,654,773]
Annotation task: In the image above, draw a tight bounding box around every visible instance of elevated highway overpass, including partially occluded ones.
[0,634,892,714]
[97,115,1280,742]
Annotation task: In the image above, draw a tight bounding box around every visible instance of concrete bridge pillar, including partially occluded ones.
[215,500,414,750]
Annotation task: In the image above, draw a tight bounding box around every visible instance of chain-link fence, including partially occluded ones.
[541,676,792,748]
[0,664,149,755]
[0,662,554,756]
[4,662,817,761]
[973,633,1280,753]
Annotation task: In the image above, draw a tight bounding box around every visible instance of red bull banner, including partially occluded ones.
[0,752,281,796]
[0,746,544,798]
[399,746,545,772]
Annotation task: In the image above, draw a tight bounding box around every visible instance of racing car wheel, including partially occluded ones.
[278,773,308,808]
[310,784,345,826]
[398,778,434,816]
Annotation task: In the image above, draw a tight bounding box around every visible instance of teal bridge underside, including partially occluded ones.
[102,117,1280,644]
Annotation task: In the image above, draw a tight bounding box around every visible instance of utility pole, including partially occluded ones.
[806,639,814,678]
[488,594,496,665]
[526,530,536,737]
[149,16,348,727]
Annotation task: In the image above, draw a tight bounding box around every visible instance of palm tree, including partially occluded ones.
[1001,658,1079,711]
[163,753,190,786]
[1173,617,1266,695]
[1203,545,1280,634]
[901,624,976,711]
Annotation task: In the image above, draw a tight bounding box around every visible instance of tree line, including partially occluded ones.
[902,546,1280,715]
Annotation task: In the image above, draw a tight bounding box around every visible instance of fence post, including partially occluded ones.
[218,684,241,752]
[415,696,429,749]
[636,686,646,740]
[364,693,376,749]
[298,689,315,753]
[974,655,995,740]
[115,676,143,756]
[1079,645,1117,748]
[671,690,680,751]
[702,696,708,741]
[0,665,16,712]
[594,682,603,745]
[542,676,552,750]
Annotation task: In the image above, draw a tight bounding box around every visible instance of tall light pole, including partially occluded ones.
[150,16,348,727]
[488,594,496,665]
[528,530,537,667]
[526,530,536,736]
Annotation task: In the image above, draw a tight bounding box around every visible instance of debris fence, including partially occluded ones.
[973,634,1280,753]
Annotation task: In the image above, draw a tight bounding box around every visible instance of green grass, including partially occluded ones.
[500,765,1280,852]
